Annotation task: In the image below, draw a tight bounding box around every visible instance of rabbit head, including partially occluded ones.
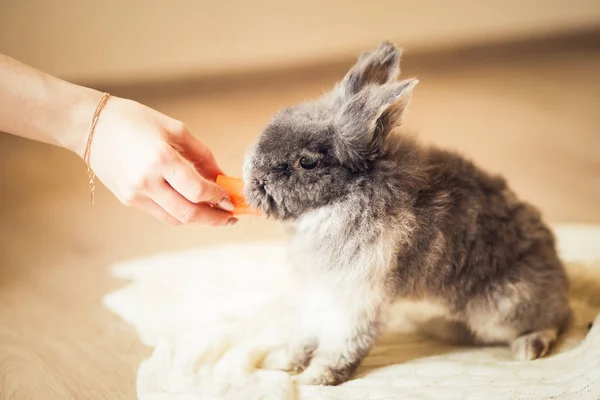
[243,41,418,220]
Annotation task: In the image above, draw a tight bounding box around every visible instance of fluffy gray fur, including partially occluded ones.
[243,41,572,386]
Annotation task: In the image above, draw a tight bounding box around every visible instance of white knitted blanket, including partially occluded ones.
[104,224,600,400]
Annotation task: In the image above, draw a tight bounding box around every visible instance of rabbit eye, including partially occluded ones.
[297,156,319,170]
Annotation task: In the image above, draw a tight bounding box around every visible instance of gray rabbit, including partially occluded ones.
[243,41,571,386]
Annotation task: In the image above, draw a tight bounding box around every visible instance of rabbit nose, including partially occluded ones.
[253,178,267,187]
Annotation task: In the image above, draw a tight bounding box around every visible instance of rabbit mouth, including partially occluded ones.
[246,180,283,220]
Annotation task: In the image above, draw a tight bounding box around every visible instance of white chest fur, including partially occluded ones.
[287,204,401,340]
[290,203,397,281]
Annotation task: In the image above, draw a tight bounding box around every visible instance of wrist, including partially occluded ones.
[57,83,105,158]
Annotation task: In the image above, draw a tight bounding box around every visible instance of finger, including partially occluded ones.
[151,181,237,226]
[169,125,224,180]
[136,198,182,226]
[162,156,234,211]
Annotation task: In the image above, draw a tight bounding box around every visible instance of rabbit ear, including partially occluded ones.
[371,79,418,139]
[341,41,402,98]
[334,79,418,169]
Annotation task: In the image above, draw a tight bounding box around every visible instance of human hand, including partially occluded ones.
[0,54,234,227]
[77,95,236,227]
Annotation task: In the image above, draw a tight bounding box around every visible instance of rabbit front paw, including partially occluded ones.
[292,360,354,386]
[261,341,316,373]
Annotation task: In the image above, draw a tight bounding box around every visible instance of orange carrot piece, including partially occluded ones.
[216,175,260,216]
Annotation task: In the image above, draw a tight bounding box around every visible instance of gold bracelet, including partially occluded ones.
[83,92,110,206]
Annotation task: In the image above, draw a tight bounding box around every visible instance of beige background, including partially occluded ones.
[1,0,600,84]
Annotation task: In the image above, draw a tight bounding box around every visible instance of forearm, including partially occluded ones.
[0,53,102,157]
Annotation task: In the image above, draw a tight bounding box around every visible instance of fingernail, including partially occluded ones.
[218,198,235,211]
[226,217,238,226]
